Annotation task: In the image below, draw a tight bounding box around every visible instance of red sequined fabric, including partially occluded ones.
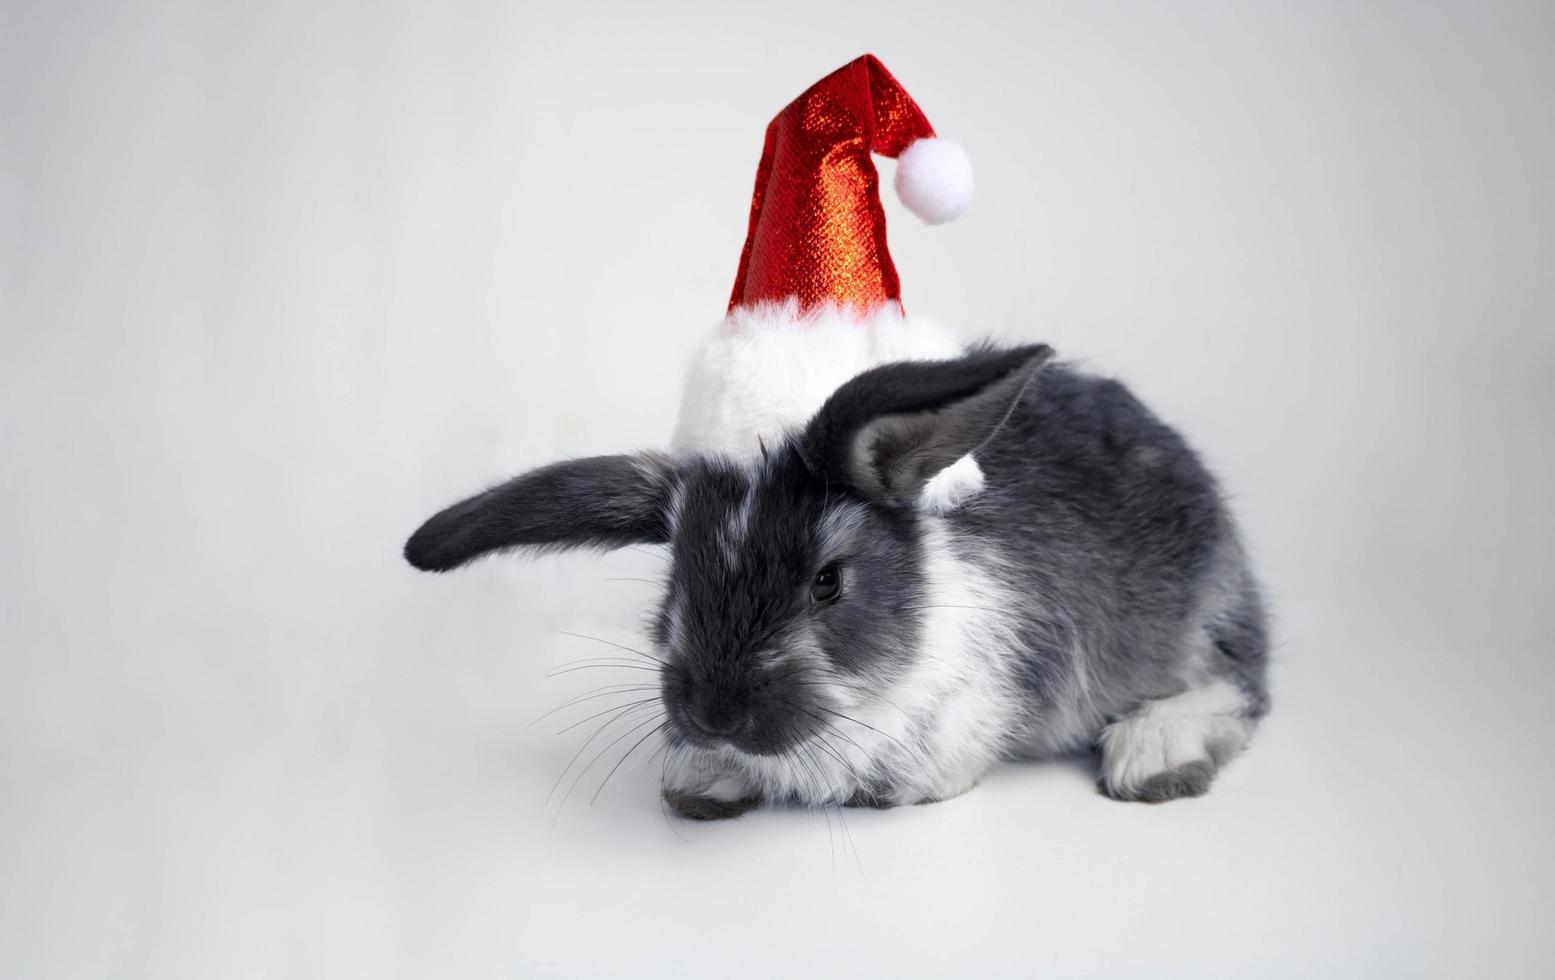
[728,55,936,314]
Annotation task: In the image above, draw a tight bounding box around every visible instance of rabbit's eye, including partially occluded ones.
[811,563,843,604]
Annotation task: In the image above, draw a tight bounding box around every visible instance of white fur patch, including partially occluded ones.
[879,520,1026,803]
[918,454,986,515]
[671,300,986,512]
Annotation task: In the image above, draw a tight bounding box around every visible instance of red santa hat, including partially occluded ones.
[675,56,981,511]
[728,54,974,316]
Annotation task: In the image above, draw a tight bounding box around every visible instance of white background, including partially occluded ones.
[4,1,1553,976]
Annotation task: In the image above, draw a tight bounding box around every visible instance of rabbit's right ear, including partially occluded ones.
[404,453,676,573]
[799,345,1053,508]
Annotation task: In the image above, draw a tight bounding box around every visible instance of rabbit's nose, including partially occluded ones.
[694,707,748,738]
[692,696,752,739]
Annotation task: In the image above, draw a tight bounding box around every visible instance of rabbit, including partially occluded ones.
[404,344,1269,819]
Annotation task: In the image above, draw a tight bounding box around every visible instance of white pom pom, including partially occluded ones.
[893,137,974,224]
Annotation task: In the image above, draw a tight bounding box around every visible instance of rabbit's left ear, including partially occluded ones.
[799,345,1052,508]
[404,453,676,572]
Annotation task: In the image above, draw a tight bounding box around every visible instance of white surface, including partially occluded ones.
[3,1,1553,977]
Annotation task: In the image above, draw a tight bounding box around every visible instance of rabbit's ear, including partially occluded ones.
[800,345,1052,508]
[404,453,675,572]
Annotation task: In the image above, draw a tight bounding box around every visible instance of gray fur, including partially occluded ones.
[968,362,1268,735]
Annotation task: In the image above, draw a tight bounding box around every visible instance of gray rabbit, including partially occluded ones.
[405,344,1269,819]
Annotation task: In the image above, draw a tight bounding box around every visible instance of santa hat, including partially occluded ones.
[729,53,974,315]
[674,56,981,510]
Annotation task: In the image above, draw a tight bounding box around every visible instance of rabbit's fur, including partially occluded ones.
[406,345,1268,817]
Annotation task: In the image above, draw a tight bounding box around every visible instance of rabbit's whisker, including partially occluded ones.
[591,721,668,805]
[530,684,660,726]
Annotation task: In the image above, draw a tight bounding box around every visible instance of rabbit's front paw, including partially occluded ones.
[661,748,760,820]
[662,788,762,820]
